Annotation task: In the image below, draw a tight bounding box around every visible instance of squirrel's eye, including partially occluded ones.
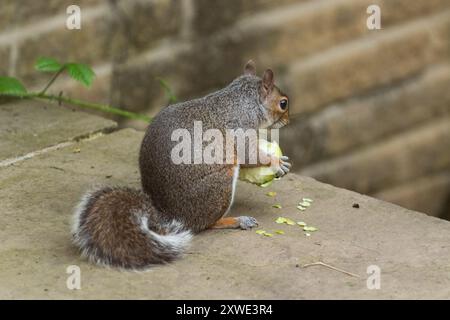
[279,99,288,111]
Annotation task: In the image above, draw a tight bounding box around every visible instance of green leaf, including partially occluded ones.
[0,77,27,94]
[156,77,178,103]
[66,63,95,87]
[35,57,63,72]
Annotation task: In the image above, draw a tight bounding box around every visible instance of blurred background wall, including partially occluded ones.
[1,0,449,219]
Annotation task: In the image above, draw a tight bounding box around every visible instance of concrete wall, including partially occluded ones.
[1,0,449,218]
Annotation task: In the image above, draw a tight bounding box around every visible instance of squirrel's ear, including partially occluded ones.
[262,69,274,95]
[244,60,256,76]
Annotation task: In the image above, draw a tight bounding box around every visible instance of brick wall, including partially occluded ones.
[1,0,449,218]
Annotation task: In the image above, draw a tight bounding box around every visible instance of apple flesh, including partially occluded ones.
[239,139,283,187]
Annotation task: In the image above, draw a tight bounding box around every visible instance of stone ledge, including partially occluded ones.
[0,101,117,163]
[1,128,449,299]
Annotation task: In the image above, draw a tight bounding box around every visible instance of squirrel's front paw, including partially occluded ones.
[237,216,259,230]
[274,156,291,178]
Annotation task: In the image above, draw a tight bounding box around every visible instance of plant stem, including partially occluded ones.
[1,92,151,123]
[40,67,65,95]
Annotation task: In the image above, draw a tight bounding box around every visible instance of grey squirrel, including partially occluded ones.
[72,60,291,270]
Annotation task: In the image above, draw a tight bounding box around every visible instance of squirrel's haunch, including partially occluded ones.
[72,187,192,270]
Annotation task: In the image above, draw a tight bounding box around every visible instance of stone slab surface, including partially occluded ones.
[0,101,117,161]
[0,129,449,299]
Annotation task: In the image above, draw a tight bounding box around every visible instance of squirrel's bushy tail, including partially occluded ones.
[71,187,192,270]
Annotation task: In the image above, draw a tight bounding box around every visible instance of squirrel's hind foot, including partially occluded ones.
[237,216,259,230]
[211,216,259,230]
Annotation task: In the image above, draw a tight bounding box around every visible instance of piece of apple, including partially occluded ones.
[239,139,283,187]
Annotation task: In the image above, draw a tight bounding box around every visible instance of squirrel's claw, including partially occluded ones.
[274,156,291,178]
[274,168,284,178]
[281,161,291,168]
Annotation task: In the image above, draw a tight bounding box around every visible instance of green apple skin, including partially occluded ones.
[239,139,283,186]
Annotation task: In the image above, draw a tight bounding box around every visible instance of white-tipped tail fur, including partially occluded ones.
[71,187,193,270]
[139,216,193,257]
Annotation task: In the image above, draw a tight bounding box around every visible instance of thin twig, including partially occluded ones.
[302,261,361,278]
[40,67,65,95]
[1,92,151,123]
